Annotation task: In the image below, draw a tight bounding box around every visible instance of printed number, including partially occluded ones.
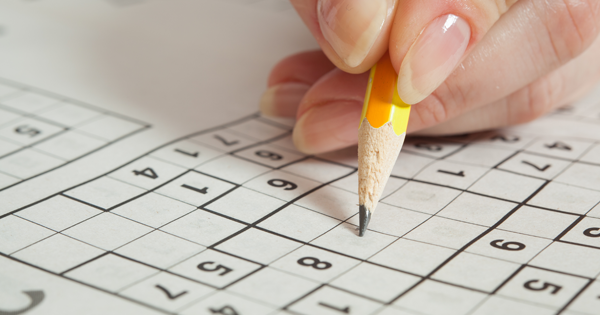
[521,161,551,172]
[524,280,562,295]
[214,135,239,146]
[584,227,600,238]
[318,302,350,314]
[267,179,297,191]
[437,169,465,177]
[255,150,282,161]
[198,261,233,276]
[174,148,199,157]
[297,257,332,270]
[414,143,442,151]
[133,167,158,179]
[14,125,41,137]
[181,184,208,194]
[0,290,44,315]
[209,306,239,315]
[490,239,526,251]
[154,284,188,300]
[544,141,572,151]
[492,135,520,143]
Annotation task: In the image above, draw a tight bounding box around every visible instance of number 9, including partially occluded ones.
[267,179,297,190]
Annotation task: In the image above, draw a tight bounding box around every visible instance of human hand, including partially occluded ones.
[260,0,600,154]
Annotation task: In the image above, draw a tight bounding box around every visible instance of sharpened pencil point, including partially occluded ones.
[358,205,371,237]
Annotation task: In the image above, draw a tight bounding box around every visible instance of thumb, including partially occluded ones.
[391,0,517,104]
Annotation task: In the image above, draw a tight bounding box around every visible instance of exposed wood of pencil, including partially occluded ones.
[358,119,405,214]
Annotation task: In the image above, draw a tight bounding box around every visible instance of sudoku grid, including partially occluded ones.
[2,104,600,315]
[0,78,150,191]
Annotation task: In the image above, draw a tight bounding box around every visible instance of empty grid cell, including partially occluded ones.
[0,148,64,179]
[280,158,354,183]
[16,195,101,231]
[233,143,305,168]
[525,138,593,160]
[205,187,285,223]
[390,152,435,178]
[115,231,205,269]
[160,210,246,247]
[382,181,461,215]
[470,295,555,315]
[64,177,146,210]
[346,204,430,237]
[317,146,359,168]
[288,286,383,315]
[0,84,21,98]
[227,267,319,307]
[0,215,54,254]
[432,252,520,292]
[196,155,271,185]
[562,217,600,248]
[169,249,261,288]
[294,185,359,221]
[269,245,360,283]
[120,272,215,313]
[414,160,489,189]
[0,118,64,146]
[330,263,421,303]
[498,152,572,180]
[112,192,196,228]
[497,266,589,309]
[473,133,536,150]
[0,108,21,127]
[181,290,276,315]
[215,228,302,264]
[402,139,463,159]
[155,171,236,207]
[62,212,152,251]
[12,233,103,273]
[150,140,222,169]
[527,182,600,215]
[227,119,288,141]
[468,169,546,202]
[498,206,578,239]
[403,216,487,250]
[375,307,419,315]
[437,192,517,226]
[310,223,397,260]
[369,239,456,276]
[393,280,486,315]
[567,280,600,315]
[328,172,360,194]
[109,156,187,190]
[244,170,321,202]
[65,254,158,292]
[191,129,257,153]
[465,229,552,264]
[555,163,600,191]
[1,92,60,113]
[257,204,342,242]
[0,172,20,189]
[34,131,107,160]
[445,145,515,167]
[0,137,21,156]
[36,102,101,127]
[76,115,143,141]
[269,135,297,151]
[530,242,600,278]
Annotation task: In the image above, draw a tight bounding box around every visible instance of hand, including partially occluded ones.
[260,0,600,154]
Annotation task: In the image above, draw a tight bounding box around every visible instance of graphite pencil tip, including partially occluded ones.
[358,205,371,237]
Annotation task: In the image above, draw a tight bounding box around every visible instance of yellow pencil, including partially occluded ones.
[358,52,411,237]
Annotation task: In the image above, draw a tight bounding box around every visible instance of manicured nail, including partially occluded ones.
[318,0,389,68]
[397,14,471,104]
[293,101,362,154]
[260,83,310,118]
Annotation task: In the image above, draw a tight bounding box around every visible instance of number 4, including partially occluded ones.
[133,167,158,179]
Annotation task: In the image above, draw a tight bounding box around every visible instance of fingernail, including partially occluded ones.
[260,83,310,117]
[318,0,389,68]
[398,14,471,104]
[293,101,362,154]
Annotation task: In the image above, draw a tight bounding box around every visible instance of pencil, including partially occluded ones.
[358,52,411,237]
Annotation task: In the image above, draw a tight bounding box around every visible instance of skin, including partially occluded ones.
[261,0,600,154]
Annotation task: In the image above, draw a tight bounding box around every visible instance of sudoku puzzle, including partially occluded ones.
[2,97,600,315]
